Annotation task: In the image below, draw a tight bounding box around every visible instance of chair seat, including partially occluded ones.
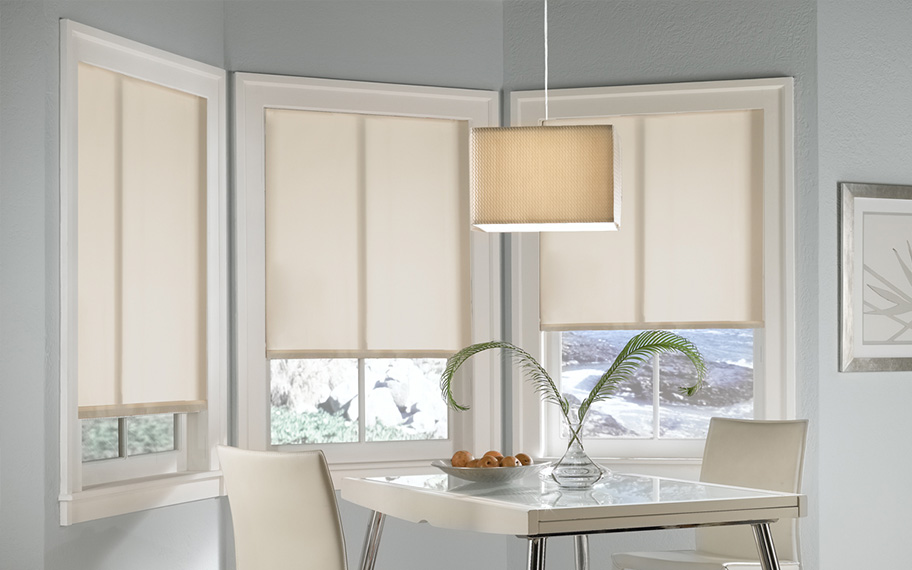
[612,549,800,570]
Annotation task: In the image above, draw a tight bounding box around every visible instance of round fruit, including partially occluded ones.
[482,450,504,459]
[451,450,474,467]
[478,455,500,468]
[500,456,521,467]
[515,453,533,466]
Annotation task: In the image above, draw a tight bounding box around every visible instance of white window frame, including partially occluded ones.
[509,78,796,472]
[59,20,228,525]
[234,73,502,484]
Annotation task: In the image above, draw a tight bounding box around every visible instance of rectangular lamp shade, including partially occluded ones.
[470,124,621,232]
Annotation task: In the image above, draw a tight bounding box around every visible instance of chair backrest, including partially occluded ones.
[696,418,808,562]
[218,446,347,570]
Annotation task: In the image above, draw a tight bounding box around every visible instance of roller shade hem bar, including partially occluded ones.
[78,400,207,419]
[266,350,459,359]
[540,321,763,332]
[473,222,619,233]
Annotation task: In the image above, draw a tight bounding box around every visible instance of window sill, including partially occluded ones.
[59,470,224,525]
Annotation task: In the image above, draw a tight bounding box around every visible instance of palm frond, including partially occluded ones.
[576,331,706,423]
[440,341,569,417]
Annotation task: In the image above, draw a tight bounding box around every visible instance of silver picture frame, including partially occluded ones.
[839,181,912,372]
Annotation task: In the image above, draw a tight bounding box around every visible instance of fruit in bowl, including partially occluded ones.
[450,450,534,468]
[433,451,548,483]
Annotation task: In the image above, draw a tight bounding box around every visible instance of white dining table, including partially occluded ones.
[341,470,807,570]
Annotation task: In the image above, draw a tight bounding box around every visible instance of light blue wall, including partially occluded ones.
[818,0,912,568]
[0,1,836,569]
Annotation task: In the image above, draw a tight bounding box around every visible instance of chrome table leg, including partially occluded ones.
[574,535,589,570]
[359,510,386,570]
[751,522,781,570]
[527,536,547,570]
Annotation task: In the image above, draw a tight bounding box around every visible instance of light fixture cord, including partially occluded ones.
[544,0,549,121]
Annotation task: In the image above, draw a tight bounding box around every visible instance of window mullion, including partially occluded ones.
[652,354,660,440]
[118,417,128,458]
[358,359,366,443]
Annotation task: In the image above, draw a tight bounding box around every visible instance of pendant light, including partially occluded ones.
[470,0,620,232]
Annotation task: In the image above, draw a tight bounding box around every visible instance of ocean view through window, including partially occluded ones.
[559,329,753,439]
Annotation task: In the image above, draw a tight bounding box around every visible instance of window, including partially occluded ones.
[235,74,501,480]
[270,358,448,445]
[59,21,228,524]
[509,79,795,464]
[555,329,754,438]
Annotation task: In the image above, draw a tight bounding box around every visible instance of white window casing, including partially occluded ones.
[234,74,502,483]
[59,20,228,525]
[509,78,796,469]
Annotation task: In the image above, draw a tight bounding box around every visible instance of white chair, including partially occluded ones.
[612,418,808,570]
[218,446,347,570]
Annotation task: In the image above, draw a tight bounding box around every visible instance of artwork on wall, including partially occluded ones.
[840,182,912,372]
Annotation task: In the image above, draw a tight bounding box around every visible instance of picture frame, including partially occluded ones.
[839,181,912,372]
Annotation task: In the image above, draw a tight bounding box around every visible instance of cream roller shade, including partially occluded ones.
[265,109,470,358]
[77,63,207,419]
[540,110,763,331]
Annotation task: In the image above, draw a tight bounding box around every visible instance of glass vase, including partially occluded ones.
[551,421,606,489]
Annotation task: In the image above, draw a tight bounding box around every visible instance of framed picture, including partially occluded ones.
[840,182,912,372]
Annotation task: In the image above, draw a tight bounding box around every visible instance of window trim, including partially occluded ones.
[59,20,228,525]
[508,78,796,465]
[233,73,502,483]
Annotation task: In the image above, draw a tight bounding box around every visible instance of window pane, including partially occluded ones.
[659,329,754,438]
[365,358,447,442]
[270,359,358,445]
[126,414,175,456]
[81,417,120,462]
[561,329,754,439]
[561,330,653,438]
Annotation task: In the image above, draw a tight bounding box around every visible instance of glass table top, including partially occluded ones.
[364,471,790,510]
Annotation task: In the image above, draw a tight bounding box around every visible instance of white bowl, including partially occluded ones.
[431,459,551,483]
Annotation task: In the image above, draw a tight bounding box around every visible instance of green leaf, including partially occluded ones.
[440,341,569,419]
[440,331,705,435]
[576,330,705,423]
